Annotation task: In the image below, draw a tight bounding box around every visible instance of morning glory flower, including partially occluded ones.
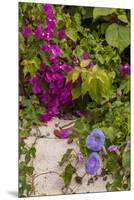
[86,128,105,151]
[85,152,101,175]
[22,24,31,37]
[108,145,120,155]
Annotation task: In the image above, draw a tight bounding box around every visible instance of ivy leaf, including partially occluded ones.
[59,149,73,166]
[93,8,116,20]
[118,14,128,23]
[63,164,75,187]
[106,23,130,53]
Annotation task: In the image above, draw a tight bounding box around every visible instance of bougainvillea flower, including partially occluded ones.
[34,23,42,39]
[30,74,42,94]
[58,29,65,40]
[82,52,89,60]
[41,43,51,52]
[108,145,120,155]
[77,152,85,162]
[40,113,52,122]
[50,44,62,60]
[22,24,31,37]
[85,152,100,175]
[72,56,79,65]
[43,4,54,18]
[59,128,72,139]
[86,61,93,69]
[44,72,53,83]
[119,63,130,77]
[39,92,50,105]
[42,28,53,41]
[86,128,105,151]
[46,18,56,30]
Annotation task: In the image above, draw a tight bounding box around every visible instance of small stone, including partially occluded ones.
[75,176,82,184]
[46,132,50,136]
[94,175,98,181]
[87,177,94,185]
[103,176,107,181]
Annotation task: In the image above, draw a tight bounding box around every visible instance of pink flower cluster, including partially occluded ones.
[21,4,92,122]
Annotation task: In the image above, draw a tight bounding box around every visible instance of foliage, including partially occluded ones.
[19,2,130,194]
[19,96,43,197]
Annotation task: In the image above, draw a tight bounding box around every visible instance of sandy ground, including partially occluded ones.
[25,118,112,196]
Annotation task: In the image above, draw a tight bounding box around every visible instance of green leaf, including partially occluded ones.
[106,154,120,176]
[122,151,130,172]
[72,84,81,100]
[72,68,80,82]
[80,59,90,68]
[63,164,75,187]
[66,27,78,42]
[106,23,130,53]
[93,8,116,19]
[88,77,102,103]
[59,149,73,166]
[118,14,128,23]
[21,57,40,77]
[74,13,81,25]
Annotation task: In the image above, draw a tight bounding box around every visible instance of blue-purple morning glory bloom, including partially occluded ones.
[85,152,100,175]
[86,128,105,151]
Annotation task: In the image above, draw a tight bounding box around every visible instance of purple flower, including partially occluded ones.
[40,113,52,122]
[30,74,42,94]
[22,24,31,37]
[42,28,53,41]
[82,52,89,60]
[34,23,42,39]
[108,145,120,155]
[43,4,54,18]
[58,29,65,40]
[77,152,85,162]
[85,152,100,175]
[45,72,53,83]
[59,128,72,139]
[46,18,56,30]
[39,92,50,104]
[86,128,105,151]
[119,63,130,77]
[86,62,93,69]
[41,43,51,52]
[72,56,79,65]
[50,44,62,60]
